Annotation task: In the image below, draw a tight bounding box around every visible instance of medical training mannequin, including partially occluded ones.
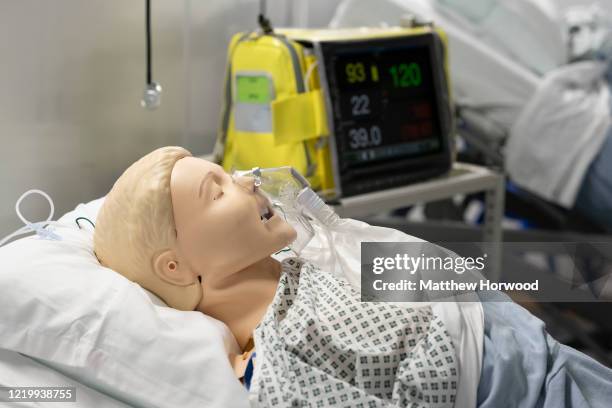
[94,146,297,354]
[94,147,465,407]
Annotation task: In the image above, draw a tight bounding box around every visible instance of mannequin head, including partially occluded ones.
[94,147,296,311]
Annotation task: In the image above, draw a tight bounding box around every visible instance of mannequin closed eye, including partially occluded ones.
[198,173,214,199]
[206,182,223,202]
[197,170,269,223]
[212,185,223,201]
[198,173,225,202]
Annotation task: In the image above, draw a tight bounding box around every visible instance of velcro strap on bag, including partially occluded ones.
[272,89,328,146]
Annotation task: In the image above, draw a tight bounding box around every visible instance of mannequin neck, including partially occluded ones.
[197,256,281,350]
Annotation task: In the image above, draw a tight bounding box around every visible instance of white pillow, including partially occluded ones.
[0,198,249,408]
[0,347,130,408]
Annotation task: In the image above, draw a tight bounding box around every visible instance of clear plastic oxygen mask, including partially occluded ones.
[233,166,336,254]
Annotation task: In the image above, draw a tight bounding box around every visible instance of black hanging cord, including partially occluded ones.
[145,0,152,85]
[258,0,274,34]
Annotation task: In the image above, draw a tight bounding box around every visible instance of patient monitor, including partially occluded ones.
[216,26,454,199]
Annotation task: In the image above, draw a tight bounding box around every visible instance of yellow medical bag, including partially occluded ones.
[214,26,453,198]
[213,31,329,191]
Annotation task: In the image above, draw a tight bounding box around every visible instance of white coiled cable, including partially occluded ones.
[0,189,62,248]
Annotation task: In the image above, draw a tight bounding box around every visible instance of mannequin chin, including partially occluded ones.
[94,147,296,350]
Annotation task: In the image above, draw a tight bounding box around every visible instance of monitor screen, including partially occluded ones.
[324,37,443,169]
[318,32,452,196]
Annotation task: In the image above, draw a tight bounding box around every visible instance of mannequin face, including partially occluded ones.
[170,157,296,284]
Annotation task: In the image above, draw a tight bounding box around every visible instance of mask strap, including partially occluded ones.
[0,189,62,247]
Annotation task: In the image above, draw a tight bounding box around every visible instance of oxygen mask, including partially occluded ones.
[232,166,317,254]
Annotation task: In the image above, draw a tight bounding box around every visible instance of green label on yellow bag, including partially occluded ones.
[236,75,271,104]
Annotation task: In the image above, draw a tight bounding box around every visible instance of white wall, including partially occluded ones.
[0,0,316,234]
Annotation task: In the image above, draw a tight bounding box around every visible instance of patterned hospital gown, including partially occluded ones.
[249,258,458,408]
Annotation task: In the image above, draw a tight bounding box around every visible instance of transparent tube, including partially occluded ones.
[296,187,341,274]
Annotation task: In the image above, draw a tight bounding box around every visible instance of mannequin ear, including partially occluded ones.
[153,249,197,286]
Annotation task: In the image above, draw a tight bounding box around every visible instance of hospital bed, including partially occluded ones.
[1,192,611,407]
[0,196,488,408]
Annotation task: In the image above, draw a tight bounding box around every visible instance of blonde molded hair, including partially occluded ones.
[94,146,199,310]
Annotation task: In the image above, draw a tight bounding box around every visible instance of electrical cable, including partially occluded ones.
[258,0,273,34]
[141,0,162,110]
[145,0,152,85]
[75,217,96,230]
